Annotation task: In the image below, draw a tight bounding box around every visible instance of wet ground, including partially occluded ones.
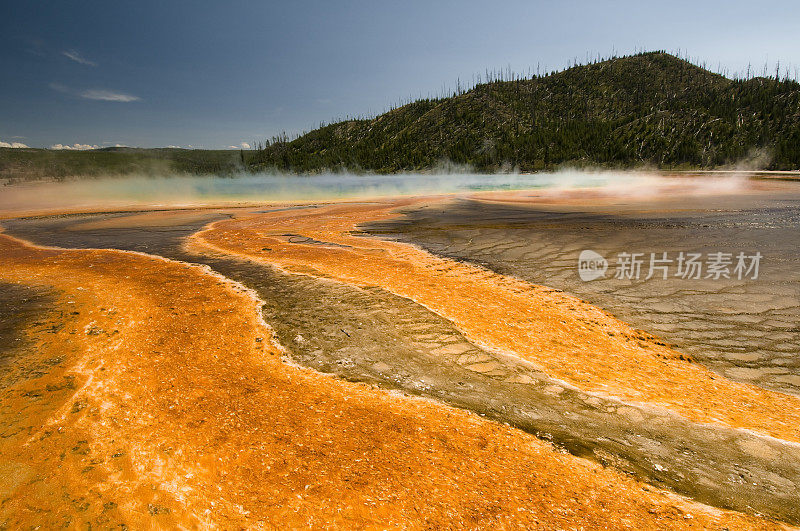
[365,192,800,396]
[0,283,59,389]
[3,203,800,523]
[0,281,86,511]
[0,284,45,369]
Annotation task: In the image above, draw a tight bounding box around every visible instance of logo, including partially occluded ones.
[576,250,761,282]
[578,250,608,281]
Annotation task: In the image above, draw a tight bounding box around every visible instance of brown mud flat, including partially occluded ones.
[0,233,776,529]
[1,185,799,527]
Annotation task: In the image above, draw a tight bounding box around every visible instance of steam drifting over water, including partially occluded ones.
[0,170,753,215]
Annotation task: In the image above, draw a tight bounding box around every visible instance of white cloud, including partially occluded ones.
[50,143,100,151]
[228,142,251,149]
[62,49,97,67]
[49,82,70,94]
[0,140,29,148]
[80,89,140,102]
[50,83,140,102]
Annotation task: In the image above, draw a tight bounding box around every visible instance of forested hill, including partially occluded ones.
[249,52,800,173]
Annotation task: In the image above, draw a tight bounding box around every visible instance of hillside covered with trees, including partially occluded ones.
[249,52,800,173]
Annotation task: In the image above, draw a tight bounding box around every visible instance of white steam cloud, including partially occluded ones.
[62,49,97,66]
[0,170,763,216]
[0,140,29,148]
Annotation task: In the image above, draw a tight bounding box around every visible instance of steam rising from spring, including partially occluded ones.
[0,169,759,215]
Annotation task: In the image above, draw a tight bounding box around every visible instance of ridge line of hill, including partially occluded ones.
[249,51,800,173]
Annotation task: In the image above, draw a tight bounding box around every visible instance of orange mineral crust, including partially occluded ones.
[0,233,778,529]
[191,199,800,444]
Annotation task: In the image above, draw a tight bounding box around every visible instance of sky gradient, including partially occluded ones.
[2,0,799,149]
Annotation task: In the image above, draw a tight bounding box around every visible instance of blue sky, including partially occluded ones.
[2,0,799,149]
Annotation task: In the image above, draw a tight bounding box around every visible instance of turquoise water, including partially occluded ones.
[80,171,614,201]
